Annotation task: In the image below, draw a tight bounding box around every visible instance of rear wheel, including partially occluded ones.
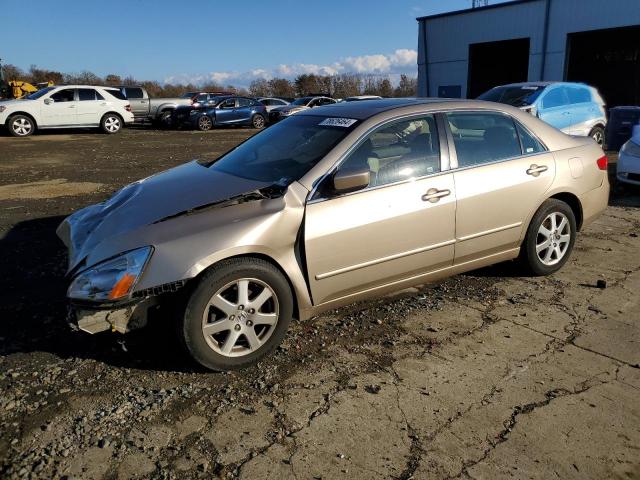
[158,110,173,128]
[180,258,293,371]
[101,113,122,134]
[521,199,576,276]
[197,115,213,131]
[251,114,266,129]
[8,114,35,137]
[589,125,605,146]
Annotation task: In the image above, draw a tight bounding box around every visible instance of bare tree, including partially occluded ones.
[268,78,295,98]
[394,74,417,97]
[105,74,122,86]
[249,78,270,97]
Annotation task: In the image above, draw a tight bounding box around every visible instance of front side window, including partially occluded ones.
[446,112,521,167]
[195,93,208,102]
[541,87,568,109]
[219,98,236,109]
[51,89,75,102]
[339,115,440,188]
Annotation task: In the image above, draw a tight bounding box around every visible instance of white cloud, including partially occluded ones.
[164,49,417,88]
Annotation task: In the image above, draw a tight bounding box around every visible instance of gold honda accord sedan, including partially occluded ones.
[57,98,609,370]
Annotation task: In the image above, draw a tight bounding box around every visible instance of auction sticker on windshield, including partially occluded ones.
[319,118,358,128]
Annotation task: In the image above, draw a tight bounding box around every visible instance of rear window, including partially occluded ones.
[105,89,126,101]
[208,115,359,185]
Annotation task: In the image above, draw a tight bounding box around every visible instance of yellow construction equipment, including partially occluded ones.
[0,59,53,99]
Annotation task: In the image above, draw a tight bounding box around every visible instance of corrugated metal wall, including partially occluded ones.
[418,0,640,98]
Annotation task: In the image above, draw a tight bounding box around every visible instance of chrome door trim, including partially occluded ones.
[315,239,456,280]
[456,221,523,242]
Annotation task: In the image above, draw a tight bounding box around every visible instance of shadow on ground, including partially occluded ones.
[0,215,196,373]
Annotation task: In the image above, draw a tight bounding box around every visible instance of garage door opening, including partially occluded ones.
[467,38,530,99]
[566,25,640,108]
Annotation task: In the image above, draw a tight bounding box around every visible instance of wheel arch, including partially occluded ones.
[101,111,124,122]
[190,252,301,320]
[6,111,38,129]
[549,192,583,231]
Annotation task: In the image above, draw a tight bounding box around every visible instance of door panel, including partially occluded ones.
[538,87,573,130]
[215,99,237,124]
[124,88,148,119]
[305,174,456,305]
[453,152,555,263]
[41,89,78,126]
[76,89,106,125]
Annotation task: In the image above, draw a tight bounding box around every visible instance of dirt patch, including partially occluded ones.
[0,179,103,200]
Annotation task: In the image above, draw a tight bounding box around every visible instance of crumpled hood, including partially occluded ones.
[57,160,275,273]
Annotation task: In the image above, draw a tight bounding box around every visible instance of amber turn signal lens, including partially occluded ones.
[109,273,136,300]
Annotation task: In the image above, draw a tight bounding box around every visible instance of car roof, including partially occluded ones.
[297,97,462,120]
[497,81,590,89]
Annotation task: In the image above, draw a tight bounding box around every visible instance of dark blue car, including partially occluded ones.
[172,96,268,131]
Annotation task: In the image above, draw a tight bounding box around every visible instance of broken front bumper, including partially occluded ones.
[70,297,157,334]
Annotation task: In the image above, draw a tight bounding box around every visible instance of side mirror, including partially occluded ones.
[333,166,370,194]
[44,98,53,105]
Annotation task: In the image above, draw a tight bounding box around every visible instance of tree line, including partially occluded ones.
[2,64,417,99]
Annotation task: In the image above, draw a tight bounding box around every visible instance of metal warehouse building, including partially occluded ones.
[417,0,640,107]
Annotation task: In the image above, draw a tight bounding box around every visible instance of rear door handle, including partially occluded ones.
[526,164,548,176]
[422,188,451,203]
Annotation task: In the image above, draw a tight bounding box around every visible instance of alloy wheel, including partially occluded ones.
[591,129,604,145]
[536,212,571,266]
[104,116,121,133]
[198,116,213,130]
[201,278,279,357]
[12,117,33,136]
[252,115,265,129]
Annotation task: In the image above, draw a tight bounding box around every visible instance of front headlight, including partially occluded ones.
[621,140,640,157]
[68,246,153,301]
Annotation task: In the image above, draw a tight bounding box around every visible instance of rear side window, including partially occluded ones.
[260,99,272,106]
[237,98,251,107]
[567,86,592,104]
[446,112,521,167]
[78,88,102,101]
[51,89,75,102]
[541,88,568,109]
[105,89,126,101]
[340,115,440,187]
[516,122,546,155]
[125,87,144,99]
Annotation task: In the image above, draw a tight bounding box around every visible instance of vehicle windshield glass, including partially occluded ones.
[180,92,197,98]
[25,87,55,100]
[290,97,312,106]
[478,86,546,107]
[208,115,358,185]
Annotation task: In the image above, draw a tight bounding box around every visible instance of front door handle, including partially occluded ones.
[526,164,548,176]
[422,188,451,203]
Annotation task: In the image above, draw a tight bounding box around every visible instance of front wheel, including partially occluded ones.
[8,114,35,137]
[101,114,122,134]
[181,258,293,371]
[589,125,605,147]
[251,114,266,129]
[521,199,577,276]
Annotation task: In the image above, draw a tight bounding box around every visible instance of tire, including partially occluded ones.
[181,258,293,371]
[521,199,577,276]
[589,125,605,147]
[7,114,35,137]
[157,110,173,128]
[101,113,122,134]
[251,114,266,129]
[197,115,213,131]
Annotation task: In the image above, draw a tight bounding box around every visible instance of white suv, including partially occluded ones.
[0,85,134,137]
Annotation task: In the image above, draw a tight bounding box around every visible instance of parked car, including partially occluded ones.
[258,97,290,112]
[171,96,267,130]
[344,95,383,102]
[116,85,192,125]
[269,96,337,123]
[617,124,640,186]
[58,98,609,370]
[0,85,133,137]
[478,82,607,145]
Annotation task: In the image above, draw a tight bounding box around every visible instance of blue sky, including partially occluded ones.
[3,0,511,86]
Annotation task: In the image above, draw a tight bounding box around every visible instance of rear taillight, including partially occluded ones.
[125,104,132,112]
[596,155,608,171]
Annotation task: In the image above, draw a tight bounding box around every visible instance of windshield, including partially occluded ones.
[180,92,198,98]
[290,97,312,106]
[208,115,358,185]
[25,87,56,100]
[478,86,546,107]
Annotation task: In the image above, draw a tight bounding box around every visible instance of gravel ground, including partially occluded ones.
[0,127,639,480]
